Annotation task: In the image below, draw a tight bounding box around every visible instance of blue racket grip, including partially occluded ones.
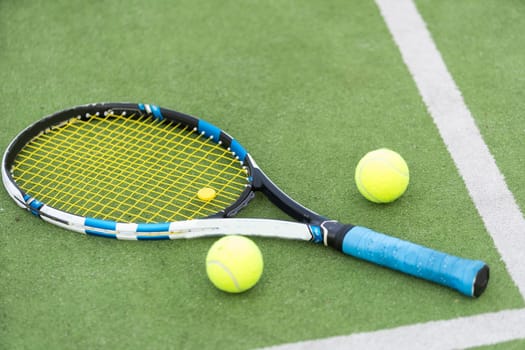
[328,225,489,297]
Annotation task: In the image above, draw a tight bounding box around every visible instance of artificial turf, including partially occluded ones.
[1,1,523,349]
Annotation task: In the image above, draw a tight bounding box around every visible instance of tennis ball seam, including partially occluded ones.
[360,157,409,178]
[355,170,382,203]
[355,163,381,202]
[357,167,408,203]
[381,159,408,178]
[207,259,241,292]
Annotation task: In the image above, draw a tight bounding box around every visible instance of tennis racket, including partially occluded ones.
[2,103,489,297]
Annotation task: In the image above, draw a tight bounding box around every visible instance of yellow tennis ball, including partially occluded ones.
[206,235,264,293]
[355,148,409,203]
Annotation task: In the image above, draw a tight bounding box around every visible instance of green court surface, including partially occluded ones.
[472,339,525,350]
[1,1,524,349]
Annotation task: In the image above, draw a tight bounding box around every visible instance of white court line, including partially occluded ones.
[264,309,525,350]
[377,0,525,299]
[262,0,525,349]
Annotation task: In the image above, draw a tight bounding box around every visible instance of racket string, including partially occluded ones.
[15,113,245,220]
[17,115,162,218]
[12,112,249,222]
[164,131,247,220]
[15,115,166,219]
[67,114,178,220]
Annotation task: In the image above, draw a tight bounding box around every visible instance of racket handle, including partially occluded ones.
[330,225,489,297]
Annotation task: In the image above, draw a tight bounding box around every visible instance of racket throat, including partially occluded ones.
[320,221,354,249]
[251,167,326,224]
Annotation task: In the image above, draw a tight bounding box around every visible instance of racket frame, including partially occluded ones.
[1,102,489,297]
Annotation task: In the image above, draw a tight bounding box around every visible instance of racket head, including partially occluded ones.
[2,103,258,238]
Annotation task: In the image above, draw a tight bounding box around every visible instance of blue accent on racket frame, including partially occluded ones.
[86,230,117,239]
[29,199,43,210]
[341,226,486,296]
[85,217,117,231]
[137,234,171,240]
[23,194,43,216]
[150,104,163,120]
[198,120,221,141]
[136,222,171,232]
[29,199,43,215]
[230,139,247,162]
[309,225,323,243]
[138,103,163,120]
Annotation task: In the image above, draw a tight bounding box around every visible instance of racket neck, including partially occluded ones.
[252,168,326,225]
